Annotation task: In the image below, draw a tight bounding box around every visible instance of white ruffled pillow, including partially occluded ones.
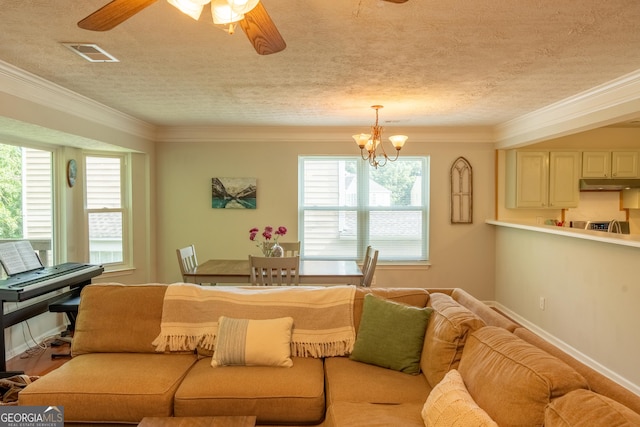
[422,369,497,427]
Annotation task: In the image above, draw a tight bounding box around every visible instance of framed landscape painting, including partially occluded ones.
[211,177,257,209]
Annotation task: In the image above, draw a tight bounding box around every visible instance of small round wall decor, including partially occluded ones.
[67,159,77,187]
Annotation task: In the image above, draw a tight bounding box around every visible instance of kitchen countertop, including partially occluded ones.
[486,219,640,249]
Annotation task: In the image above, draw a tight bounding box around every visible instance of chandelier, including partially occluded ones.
[352,105,408,169]
[168,0,259,33]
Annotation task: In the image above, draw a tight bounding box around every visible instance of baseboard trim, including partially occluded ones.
[6,324,67,361]
[485,300,640,396]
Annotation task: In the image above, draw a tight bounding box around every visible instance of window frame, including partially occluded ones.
[83,152,131,271]
[298,155,430,262]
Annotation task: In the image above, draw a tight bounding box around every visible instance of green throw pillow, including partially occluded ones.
[350,293,433,374]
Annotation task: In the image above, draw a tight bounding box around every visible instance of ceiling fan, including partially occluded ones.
[77,0,287,55]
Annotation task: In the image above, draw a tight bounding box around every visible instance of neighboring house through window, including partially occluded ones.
[0,143,53,278]
[85,154,129,269]
[299,156,430,261]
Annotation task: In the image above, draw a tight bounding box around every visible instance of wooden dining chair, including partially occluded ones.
[361,245,373,278]
[279,241,301,256]
[361,246,379,287]
[249,255,300,286]
[176,244,198,282]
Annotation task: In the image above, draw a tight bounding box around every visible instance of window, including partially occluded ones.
[299,156,429,261]
[85,154,129,268]
[0,144,53,277]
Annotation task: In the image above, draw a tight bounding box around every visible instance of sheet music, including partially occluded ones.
[0,241,43,276]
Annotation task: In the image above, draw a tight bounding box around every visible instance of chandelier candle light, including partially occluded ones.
[249,226,287,257]
[352,105,408,169]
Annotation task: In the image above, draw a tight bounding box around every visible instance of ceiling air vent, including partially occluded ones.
[62,43,119,63]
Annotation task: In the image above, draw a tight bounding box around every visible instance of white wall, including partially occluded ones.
[156,136,497,299]
[494,225,640,393]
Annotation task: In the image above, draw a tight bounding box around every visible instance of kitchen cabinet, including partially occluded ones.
[506,151,580,209]
[582,151,639,178]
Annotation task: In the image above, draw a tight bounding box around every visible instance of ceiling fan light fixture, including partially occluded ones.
[167,0,209,20]
[211,0,244,24]
[77,0,286,55]
[220,22,237,34]
[228,0,259,14]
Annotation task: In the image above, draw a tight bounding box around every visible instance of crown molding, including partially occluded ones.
[495,69,640,149]
[155,125,495,143]
[0,60,156,141]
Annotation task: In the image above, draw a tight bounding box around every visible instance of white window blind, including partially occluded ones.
[85,155,128,267]
[299,156,429,261]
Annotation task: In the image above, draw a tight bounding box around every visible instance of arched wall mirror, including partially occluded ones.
[451,156,473,224]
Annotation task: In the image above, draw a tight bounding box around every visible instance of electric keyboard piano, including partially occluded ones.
[0,262,103,373]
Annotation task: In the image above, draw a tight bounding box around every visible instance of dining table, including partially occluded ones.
[182,259,363,286]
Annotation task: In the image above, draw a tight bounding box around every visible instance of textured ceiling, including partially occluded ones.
[2,0,640,129]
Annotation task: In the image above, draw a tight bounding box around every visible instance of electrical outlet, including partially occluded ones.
[539,297,546,311]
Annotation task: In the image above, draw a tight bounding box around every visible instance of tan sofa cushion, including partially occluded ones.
[324,402,425,427]
[19,353,196,423]
[458,326,589,426]
[72,283,169,355]
[174,357,325,425]
[354,288,429,332]
[545,389,640,426]
[324,356,431,406]
[421,292,486,388]
[514,327,640,415]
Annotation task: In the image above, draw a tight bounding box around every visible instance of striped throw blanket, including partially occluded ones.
[152,283,356,358]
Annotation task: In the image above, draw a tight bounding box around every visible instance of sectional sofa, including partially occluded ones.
[19,283,640,426]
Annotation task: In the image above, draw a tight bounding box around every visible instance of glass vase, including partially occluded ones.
[261,242,283,257]
[271,243,284,257]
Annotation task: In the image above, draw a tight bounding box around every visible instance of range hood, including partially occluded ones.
[579,178,640,191]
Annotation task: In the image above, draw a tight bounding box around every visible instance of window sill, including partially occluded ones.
[376,261,431,270]
[98,266,136,278]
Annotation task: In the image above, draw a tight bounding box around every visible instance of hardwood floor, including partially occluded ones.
[6,339,71,376]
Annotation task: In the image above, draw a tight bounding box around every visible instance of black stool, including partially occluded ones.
[48,295,81,359]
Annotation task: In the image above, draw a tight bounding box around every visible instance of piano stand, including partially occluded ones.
[0,286,86,374]
[0,263,103,375]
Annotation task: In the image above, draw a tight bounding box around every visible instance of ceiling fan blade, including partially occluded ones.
[78,0,158,31]
[239,2,286,55]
